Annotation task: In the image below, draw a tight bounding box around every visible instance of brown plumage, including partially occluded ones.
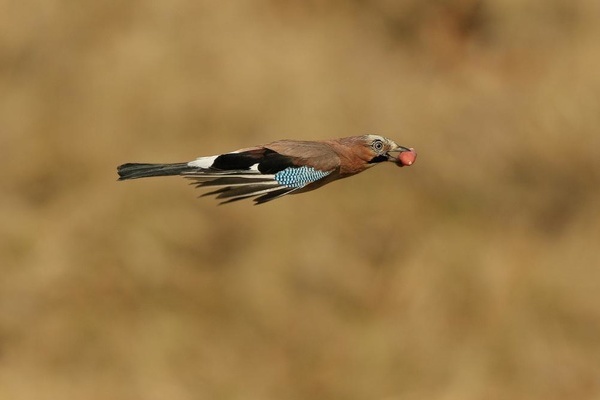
[117,135,416,204]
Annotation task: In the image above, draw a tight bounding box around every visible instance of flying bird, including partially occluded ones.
[117,135,416,204]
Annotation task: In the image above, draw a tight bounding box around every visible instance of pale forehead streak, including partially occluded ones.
[365,134,388,143]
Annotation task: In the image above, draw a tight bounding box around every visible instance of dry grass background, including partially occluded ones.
[1,0,600,399]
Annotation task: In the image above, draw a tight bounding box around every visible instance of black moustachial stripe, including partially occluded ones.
[368,155,388,164]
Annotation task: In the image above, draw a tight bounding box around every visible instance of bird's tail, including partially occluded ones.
[117,162,194,180]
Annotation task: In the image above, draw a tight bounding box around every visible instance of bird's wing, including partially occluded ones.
[186,142,339,204]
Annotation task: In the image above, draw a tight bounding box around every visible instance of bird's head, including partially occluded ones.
[361,135,416,167]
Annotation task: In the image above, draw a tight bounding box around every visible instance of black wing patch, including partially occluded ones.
[211,149,296,174]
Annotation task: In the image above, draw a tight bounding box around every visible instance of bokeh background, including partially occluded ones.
[2,0,600,399]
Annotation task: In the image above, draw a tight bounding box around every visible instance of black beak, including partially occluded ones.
[386,146,413,161]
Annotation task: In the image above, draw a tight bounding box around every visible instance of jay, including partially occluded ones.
[117,135,416,204]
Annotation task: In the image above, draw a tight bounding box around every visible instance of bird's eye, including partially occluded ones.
[372,140,384,153]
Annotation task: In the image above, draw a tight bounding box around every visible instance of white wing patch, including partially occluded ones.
[188,155,218,169]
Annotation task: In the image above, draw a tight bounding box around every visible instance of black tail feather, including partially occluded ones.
[117,163,192,180]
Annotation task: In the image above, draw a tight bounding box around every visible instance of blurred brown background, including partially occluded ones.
[2,0,600,399]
